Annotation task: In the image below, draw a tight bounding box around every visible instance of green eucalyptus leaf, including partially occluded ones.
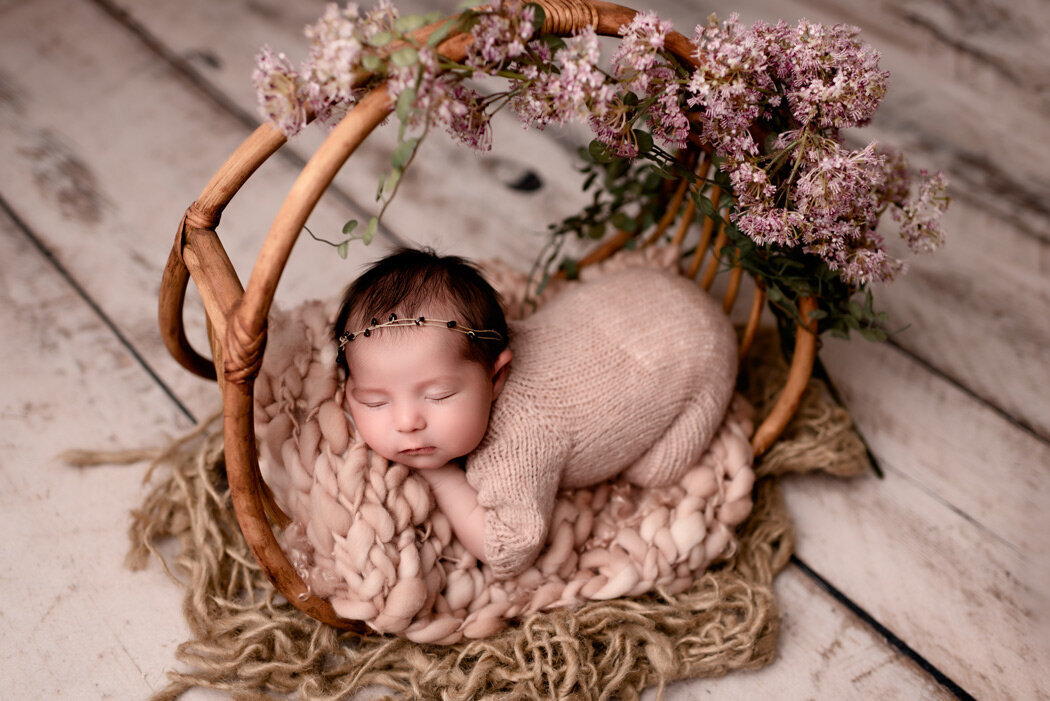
[391,46,419,68]
[394,14,426,33]
[391,138,419,169]
[361,53,384,72]
[460,12,482,32]
[337,241,349,259]
[611,212,638,232]
[587,222,605,239]
[848,300,864,318]
[368,31,394,47]
[342,219,359,235]
[588,140,613,164]
[364,217,378,245]
[808,308,828,320]
[560,257,579,279]
[542,34,566,52]
[696,195,715,217]
[607,158,629,179]
[426,18,457,46]
[644,171,665,190]
[396,87,417,122]
[526,3,546,31]
[384,167,403,195]
[633,129,654,155]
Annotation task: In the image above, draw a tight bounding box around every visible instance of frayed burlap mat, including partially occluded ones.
[122,332,869,700]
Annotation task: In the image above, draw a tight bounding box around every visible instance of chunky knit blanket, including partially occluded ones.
[254,249,755,644]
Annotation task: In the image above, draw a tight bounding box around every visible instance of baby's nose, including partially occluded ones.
[395,403,426,432]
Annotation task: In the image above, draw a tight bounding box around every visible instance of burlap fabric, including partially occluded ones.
[122,330,869,700]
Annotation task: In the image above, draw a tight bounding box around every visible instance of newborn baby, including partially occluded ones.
[336,248,737,578]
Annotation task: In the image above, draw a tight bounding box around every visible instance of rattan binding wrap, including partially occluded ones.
[158,0,818,631]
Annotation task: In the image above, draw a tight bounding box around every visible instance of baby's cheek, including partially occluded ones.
[349,408,379,446]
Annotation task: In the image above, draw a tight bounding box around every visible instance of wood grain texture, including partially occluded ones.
[658,567,955,699]
[0,0,397,420]
[0,208,198,698]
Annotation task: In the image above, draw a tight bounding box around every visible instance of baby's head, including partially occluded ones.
[334,248,512,469]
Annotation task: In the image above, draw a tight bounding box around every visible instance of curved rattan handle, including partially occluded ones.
[166,0,819,630]
[752,297,819,456]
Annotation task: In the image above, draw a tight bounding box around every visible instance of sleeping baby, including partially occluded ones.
[335,247,738,579]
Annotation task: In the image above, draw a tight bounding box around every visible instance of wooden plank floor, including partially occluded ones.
[1,0,1047,697]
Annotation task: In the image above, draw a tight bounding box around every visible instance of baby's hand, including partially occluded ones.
[416,463,463,491]
[417,464,488,564]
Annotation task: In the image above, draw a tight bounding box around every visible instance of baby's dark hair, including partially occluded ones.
[334,247,510,373]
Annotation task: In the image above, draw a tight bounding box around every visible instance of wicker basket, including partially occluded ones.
[158,0,817,631]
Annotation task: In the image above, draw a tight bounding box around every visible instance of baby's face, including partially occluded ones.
[344,327,508,470]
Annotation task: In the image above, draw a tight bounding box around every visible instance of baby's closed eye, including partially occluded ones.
[361,400,389,408]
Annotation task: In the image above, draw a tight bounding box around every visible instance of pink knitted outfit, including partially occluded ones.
[466,267,738,578]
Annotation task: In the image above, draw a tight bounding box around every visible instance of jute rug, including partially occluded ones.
[110,331,868,699]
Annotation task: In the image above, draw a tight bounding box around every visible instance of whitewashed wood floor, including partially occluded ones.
[1,0,1047,698]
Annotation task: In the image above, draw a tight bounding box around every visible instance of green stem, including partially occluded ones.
[303,225,347,248]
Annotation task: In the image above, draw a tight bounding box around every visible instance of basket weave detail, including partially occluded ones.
[224,313,267,384]
[539,0,599,34]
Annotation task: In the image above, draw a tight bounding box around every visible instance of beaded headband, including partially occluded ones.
[338,313,503,349]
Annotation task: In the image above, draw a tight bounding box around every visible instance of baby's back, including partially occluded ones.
[467,266,739,577]
[504,266,737,485]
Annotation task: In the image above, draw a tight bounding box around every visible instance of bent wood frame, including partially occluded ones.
[158,0,818,630]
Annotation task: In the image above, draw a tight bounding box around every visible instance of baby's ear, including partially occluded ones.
[491,348,513,399]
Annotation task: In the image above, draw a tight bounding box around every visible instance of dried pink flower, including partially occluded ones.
[467,0,537,71]
[253,46,307,137]
[510,29,611,130]
[252,1,949,295]
[894,170,950,253]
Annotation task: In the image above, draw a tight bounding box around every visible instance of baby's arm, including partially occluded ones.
[418,464,488,564]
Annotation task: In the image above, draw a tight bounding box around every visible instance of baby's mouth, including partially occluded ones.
[400,447,436,456]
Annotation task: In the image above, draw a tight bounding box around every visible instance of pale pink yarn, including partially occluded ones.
[254,249,756,643]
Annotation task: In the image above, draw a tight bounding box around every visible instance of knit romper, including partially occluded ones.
[465,266,738,578]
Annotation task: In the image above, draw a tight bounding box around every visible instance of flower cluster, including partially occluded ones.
[253,0,950,336]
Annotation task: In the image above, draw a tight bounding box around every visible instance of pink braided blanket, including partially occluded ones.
[255,250,755,643]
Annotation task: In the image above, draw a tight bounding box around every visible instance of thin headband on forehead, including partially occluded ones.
[337,313,504,349]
